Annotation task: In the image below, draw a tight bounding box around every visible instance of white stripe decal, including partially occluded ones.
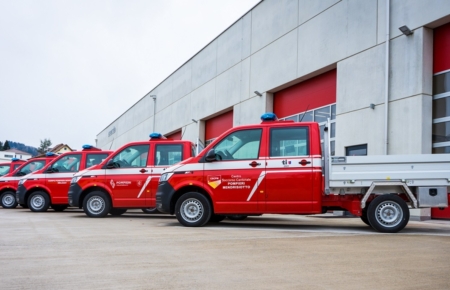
[137,176,152,198]
[247,171,265,201]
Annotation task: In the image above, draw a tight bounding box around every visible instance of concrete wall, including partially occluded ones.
[97,0,450,156]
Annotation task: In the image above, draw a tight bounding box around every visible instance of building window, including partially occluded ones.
[5,154,13,158]
[432,70,450,154]
[346,144,367,156]
[280,104,336,155]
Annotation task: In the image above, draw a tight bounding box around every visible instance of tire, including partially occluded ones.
[209,214,226,223]
[28,191,50,212]
[83,191,111,218]
[51,204,68,212]
[109,208,127,216]
[367,194,410,233]
[360,206,371,227]
[1,191,18,209]
[227,215,248,221]
[142,208,159,214]
[175,192,212,227]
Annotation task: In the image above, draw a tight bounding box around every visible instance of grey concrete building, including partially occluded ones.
[97,0,450,220]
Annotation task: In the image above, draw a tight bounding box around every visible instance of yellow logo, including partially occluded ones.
[207,176,221,189]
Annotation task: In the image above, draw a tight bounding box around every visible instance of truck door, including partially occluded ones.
[265,126,313,212]
[150,143,185,207]
[46,154,82,204]
[107,144,150,207]
[203,128,264,214]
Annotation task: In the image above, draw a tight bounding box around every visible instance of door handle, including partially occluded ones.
[139,169,148,173]
[299,160,311,166]
[249,161,261,167]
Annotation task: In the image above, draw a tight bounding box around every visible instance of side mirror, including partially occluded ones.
[205,149,217,162]
[44,167,54,173]
[105,159,115,169]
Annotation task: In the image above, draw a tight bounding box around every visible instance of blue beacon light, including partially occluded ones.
[149,133,162,139]
[11,158,20,161]
[260,113,278,121]
[45,152,56,156]
[82,144,93,149]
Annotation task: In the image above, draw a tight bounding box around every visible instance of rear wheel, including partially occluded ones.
[175,192,211,227]
[227,215,248,221]
[83,191,111,218]
[360,206,371,227]
[109,208,127,216]
[367,194,409,233]
[28,191,50,212]
[142,208,159,214]
[1,191,18,209]
[51,204,68,212]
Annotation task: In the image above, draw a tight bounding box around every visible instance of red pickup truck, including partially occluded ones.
[0,153,57,208]
[68,133,195,217]
[16,145,112,212]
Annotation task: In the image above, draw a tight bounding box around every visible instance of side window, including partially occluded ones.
[270,127,309,157]
[214,129,262,160]
[85,153,109,168]
[0,165,10,176]
[111,145,149,168]
[155,144,183,166]
[14,164,22,170]
[50,154,82,172]
[18,161,46,175]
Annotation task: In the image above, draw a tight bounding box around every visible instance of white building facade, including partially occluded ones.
[97,0,450,219]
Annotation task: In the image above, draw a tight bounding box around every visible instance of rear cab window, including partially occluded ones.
[85,153,110,168]
[49,154,82,173]
[155,144,183,166]
[269,126,310,157]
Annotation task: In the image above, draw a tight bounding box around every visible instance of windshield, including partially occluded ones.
[16,160,46,176]
[0,165,10,176]
[49,154,82,173]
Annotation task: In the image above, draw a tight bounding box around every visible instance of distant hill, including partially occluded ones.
[6,140,38,157]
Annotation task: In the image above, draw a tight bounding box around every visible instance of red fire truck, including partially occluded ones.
[68,133,195,217]
[0,158,26,177]
[156,113,450,233]
[0,153,57,208]
[16,145,112,212]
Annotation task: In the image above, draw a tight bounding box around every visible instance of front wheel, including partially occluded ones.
[28,191,50,212]
[367,194,409,233]
[175,192,212,227]
[109,208,127,216]
[1,191,18,209]
[83,191,111,218]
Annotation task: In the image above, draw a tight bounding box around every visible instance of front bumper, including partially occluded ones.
[68,183,83,207]
[155,181,176,214]
[16,184,27,204]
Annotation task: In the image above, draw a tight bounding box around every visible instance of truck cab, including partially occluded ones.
[156,113,323,226]
[68,133,195,217]
[0,153,57,208]
[0,158,26,177]
[16,145,112,212]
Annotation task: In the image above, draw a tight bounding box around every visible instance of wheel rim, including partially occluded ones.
[375,200,403,228]
[31,195,45,210]
[180,198,203,223]
[87,196,105,214]
[2,194,15,207]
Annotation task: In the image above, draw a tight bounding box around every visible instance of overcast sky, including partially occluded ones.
[0,0,260,150]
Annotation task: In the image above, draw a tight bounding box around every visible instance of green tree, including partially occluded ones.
[37,139,52,155]
[2,140,10,150]
[0,141,3,151]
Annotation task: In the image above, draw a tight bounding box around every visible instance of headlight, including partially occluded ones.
[159,172,173,182]
[18,179,26,185]
[71,176,82,184]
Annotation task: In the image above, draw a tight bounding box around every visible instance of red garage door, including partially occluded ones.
[431,22,450,220]
[205,110,233,145]
[166,131,182,140]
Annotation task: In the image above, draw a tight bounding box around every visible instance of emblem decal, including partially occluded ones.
[207,176,221,189]
[110,179,115,188]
